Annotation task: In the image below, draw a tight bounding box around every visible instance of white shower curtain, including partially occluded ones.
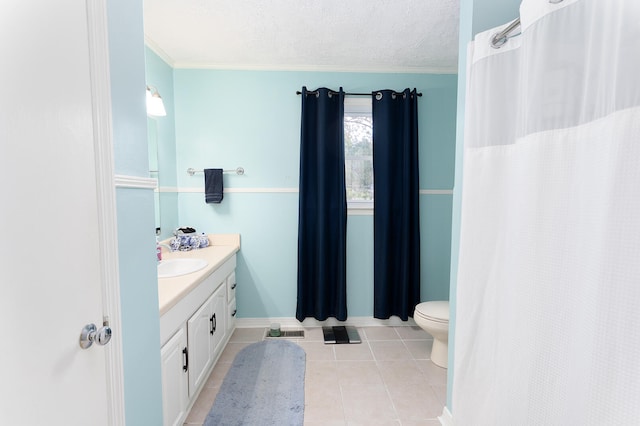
[454,0,640,424]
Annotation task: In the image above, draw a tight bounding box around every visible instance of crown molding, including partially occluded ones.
[144,39,458,75]
[144,36,175,67]
[172,61,458,75]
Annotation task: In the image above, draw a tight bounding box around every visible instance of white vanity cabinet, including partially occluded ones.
[186,283,226,393]
[226,271,237,332]
[159,254,237,426]
[160,326,189,426]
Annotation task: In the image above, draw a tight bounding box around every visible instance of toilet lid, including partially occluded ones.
[415,301,449,322]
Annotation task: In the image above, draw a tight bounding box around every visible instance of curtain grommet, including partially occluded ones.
[375,92,383,101]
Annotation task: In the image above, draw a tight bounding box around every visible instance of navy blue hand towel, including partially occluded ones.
[204,168,223,203]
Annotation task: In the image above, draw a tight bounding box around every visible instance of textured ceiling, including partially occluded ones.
[143,0,460,73]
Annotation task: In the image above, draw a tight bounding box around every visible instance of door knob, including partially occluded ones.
[79,319,113,349]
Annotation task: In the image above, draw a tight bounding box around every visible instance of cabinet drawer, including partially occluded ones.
[227,298,236,332]
[226,271,236,302]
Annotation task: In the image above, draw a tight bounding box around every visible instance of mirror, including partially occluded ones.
[145,57,179,240]
[147,117,161,233]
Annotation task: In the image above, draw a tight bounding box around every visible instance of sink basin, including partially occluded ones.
[158,258,208,278]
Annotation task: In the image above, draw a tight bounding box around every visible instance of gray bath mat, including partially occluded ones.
[204,339,305,426]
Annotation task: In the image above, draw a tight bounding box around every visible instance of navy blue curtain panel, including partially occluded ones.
[296,87,347,322]
[372,89,421,320]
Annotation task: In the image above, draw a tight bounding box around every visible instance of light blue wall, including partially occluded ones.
[171,69,457,318]
[114,188,163,425]
[447,0,522,411]
[108,2,148,177]
[472,0,524,33]
[107,1,163,424]
[174,70,456,191]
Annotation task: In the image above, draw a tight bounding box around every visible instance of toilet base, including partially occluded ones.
[430,338,448,368]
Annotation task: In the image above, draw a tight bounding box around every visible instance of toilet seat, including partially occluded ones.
[415,301,449,323]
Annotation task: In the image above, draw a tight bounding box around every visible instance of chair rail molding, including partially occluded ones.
[115,175,158,189]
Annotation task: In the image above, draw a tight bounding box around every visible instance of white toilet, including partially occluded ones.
[414,301,449,368]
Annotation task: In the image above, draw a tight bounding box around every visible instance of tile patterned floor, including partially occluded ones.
[183,326,446,426]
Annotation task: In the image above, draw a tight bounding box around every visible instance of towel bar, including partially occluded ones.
[187,167,244,176]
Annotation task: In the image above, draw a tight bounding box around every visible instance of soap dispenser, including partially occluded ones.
[156,236,162,261]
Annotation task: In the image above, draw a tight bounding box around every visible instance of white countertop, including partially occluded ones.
[157,234,240,315]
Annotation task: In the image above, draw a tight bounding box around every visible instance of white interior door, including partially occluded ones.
[0,1,122,424]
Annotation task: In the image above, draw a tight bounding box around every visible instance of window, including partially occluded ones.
[344,98,373,210]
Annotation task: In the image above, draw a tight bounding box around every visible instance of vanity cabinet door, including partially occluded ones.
[187,282,227,395]
[187,293,216,395]
[160,326,189,426]
[211,283,227,356]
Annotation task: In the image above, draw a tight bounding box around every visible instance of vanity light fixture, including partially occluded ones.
[146,85,166,117]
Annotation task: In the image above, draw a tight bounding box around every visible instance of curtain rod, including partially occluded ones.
[491,17,521,48]
[295,90,422,97]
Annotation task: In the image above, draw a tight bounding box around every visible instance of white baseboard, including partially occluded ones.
[236,316,417,329]
[439,406,453,426]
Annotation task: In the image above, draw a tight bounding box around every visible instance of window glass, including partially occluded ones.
[344,98,373,209]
